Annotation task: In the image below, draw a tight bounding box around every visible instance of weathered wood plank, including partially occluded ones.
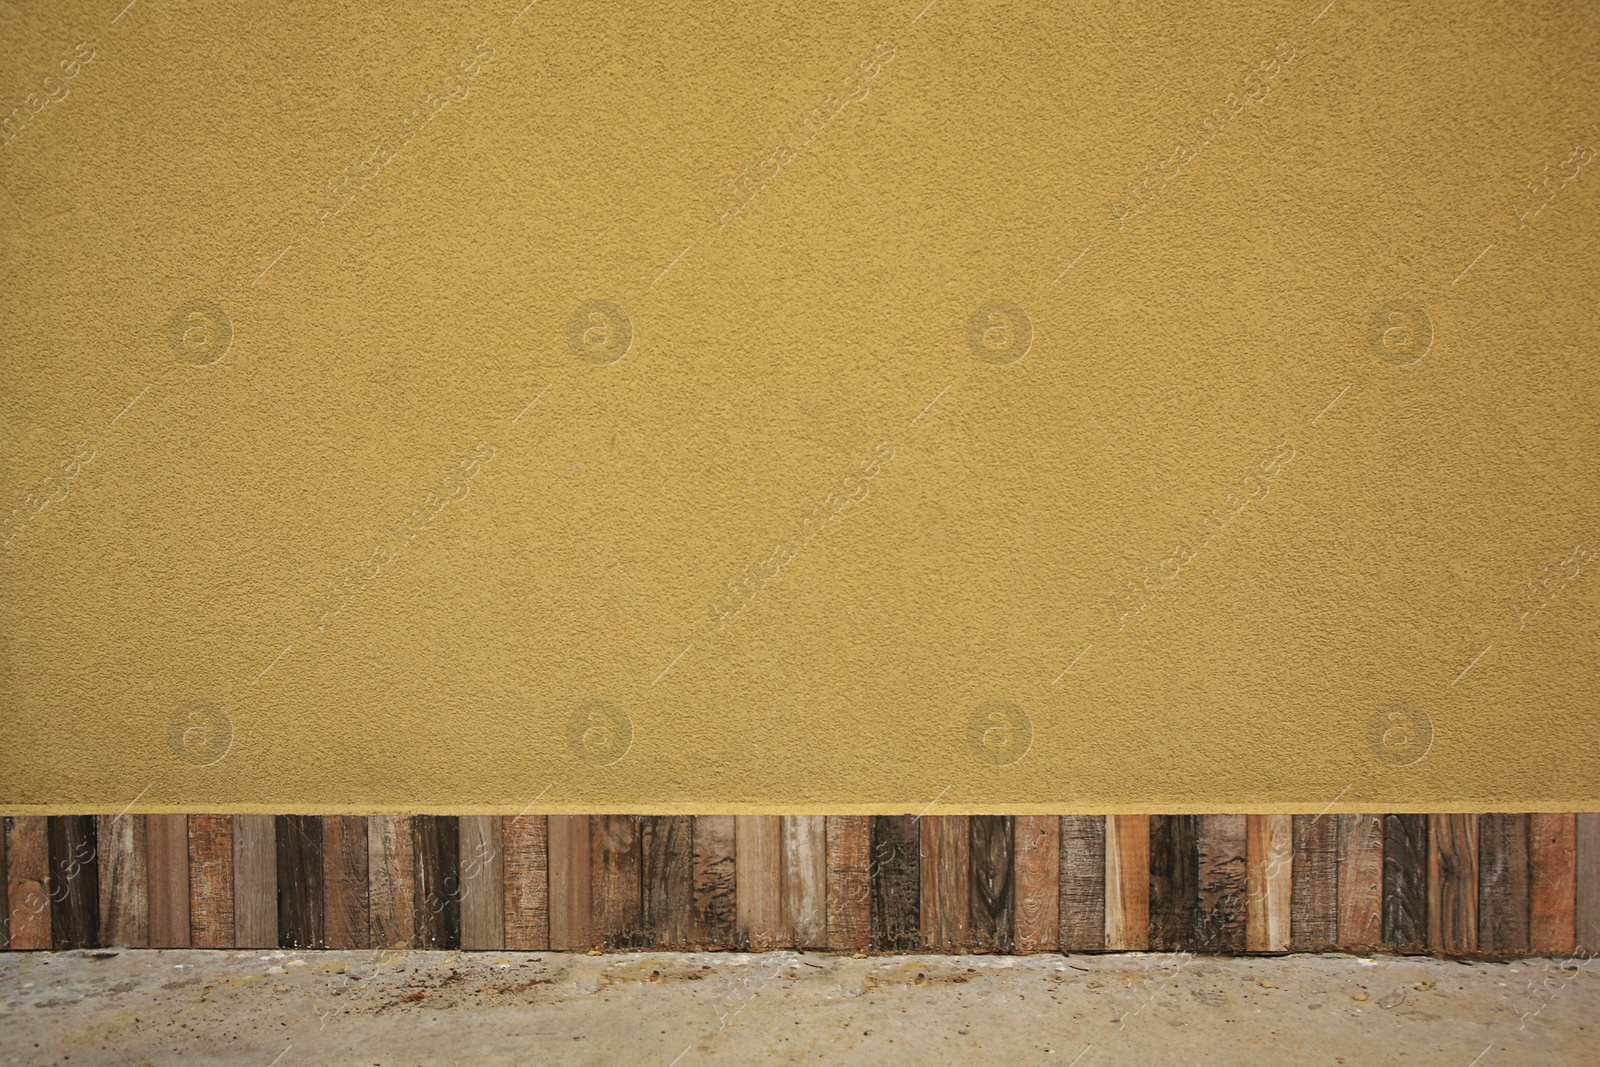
[276,815,324,950]
[1105,815,1149,952]
[735,815,783,950]
[96,814,148,948]
[322,816,369,950]
[1195,814,1247,953]
[48,816,99,950]
[825,815,871,952]
[1477,813,1529,955]
[1530,813,1576,955]
[1059,815,1105,952]
[1336,814,1383,951]
[1428,813,1478,954]
[233,816,276,949]
[1245,814,1291,953]
[782,816,827,949]
[147,815,189,949]
[1578,813,1600,955]
[187,815,234,949]
[1382,814,1428,952]
[366,816,413,949]
[502,815,549,951]
[969,816,1013,953]
[547,815,593,950]
[1013,815,1059,953]
[1148,815,1197,952]
[459,816,503,951]
[412,815,460,950]
[920,815,970,951]
[0,821,6,950]
[592,815,643,949]
[641,816,694,948]
[692,815,736,947]
[869,815,919,951]
[1290,815,1338,951]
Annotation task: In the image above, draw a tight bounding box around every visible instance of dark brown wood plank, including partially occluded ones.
[1382,814,1428,953]
[692,815,736,947]
[1428,813,1478,954]
[1013,815,1059,953]
[233,816,276,949]
[277,815,324,950]
[7,816,51,949]
[782,816,827,949]
[1477,813,1530,954]
[1148,815,1197,952]
[547,815,592,950]
[96,814,148,948]
[48,816,99,950]
[367,816,413,949]
[1530,813,1576,955]
[412,815,459,950]
[1290,815,1338,951]
[920,815,970,951]
[870,815,920,951]
[1106,815,1149,951]
[322,816,369,950]
[825,815,871,952]
[1195,814,1247,953]
[735,815,782,950]
[591,815,644,948]
[969,815,1013,953]
[1059,815,1105,952]
[1578,813,1600,955]
[187,815,234,949]
[642,816,694,948]
[503,815,549,951]
[147,815,189,949]
[1336,814,1383,951]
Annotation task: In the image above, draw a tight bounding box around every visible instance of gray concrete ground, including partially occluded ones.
[1,948,1596,1066]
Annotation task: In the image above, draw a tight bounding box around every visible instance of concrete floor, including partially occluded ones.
[1,949,1595,1066]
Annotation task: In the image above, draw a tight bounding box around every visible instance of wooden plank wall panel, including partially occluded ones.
[459,815,502,951]
[96,814,148,948]
[1530,813,1576,955]
[825,816,871,952]
[692,815,736,947]
[1428,813,1478,954]
[921,816,970,951]
[1578,813,1600,955]
[277,815,324,950]
[592,816,643,949]
[323,816,370,950]
[1290,815,1338,951]
[1383,814,1429,953]
[1478,813,1530,955]
[969,816,1013,953]
[412,815,460,950]
[7,816,51,950]
[502,815,549,951]
[869,815,919,952]
[0,821,7,950]
[1013,815,1059,953]
[233,816,276,949]
[48,816,99,950]
[147,815,189,949]
[1059,815,1105,952]
[1105,815,1149,952]
[548,815,592,950]
[642,816,694,949]
[1336,814,1383,951]
[187,815,234,949]
[1196,815,1246,953]
[735,815,783,950]
[367,816,413,949]
[781,816,827,949]
[1245,814,1291,953]
[1148,815,1197,952]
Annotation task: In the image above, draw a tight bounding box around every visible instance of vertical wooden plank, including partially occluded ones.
[1336,814,1383,951]
[277,815,324,950]
[1427,813,1478,954]
[1105,814,1149,952]
[458,816,503,951]
[412,815,459,950]
[641,816,694,948]
[1245,814,1291,953]
[869,815,919,951]
[825,815,871,952]
[7,816,51,949]
[187,815,234,949]
[322,816,370,950]
[547,815,593,950]
[1148,815,1197,952]
[1290,815,1338,951]
[367,816,413,949]
[233,816,276,949]
[502,815,549,951]
[1012,815,1059,953]
[1477,813,1530,954]
[147,815,189,949]
[692,815,736,947]
[920,815,970,951]
[48,816,99,950]
[781,816,827,949]
[1576,813,1600,954]
[735,815,782,950]
[1530,812,1576,955]
[1059,815,1105,952]
[1382,814,1429,952]
[1195,814,1247,953]
[0,820,7,950]
[96,814,148,948]
[969,816,1014,953]
[591,815,643,948]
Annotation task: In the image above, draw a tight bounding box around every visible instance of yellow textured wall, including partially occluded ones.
[1,0,1596,815]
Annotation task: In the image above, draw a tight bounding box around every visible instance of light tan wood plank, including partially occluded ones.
[147,815,190,948]
[366,816,413,949]
[547,815,593,950]
[1013,815,1059,953]
[781,816,827,949]
[735,815,783,950]
[233,816,277,949]
[96,814,148,948]
[460,815,504,950]
[1105,815,1149,951]
[1246,815,1291,953]
[5,817,50,949]
[1336,813,1383,951]
[1530,813,1576,955]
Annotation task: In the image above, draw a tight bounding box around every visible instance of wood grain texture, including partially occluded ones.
[366,816,413,949]
[459,815,502,951]
[1428,813,1478,954]
[969,816,1013,953]
[591,815,643,949]
[7,816,51,949]
[782,816,827,949]
[187,815,234,949]
[1059,815,1105,952]
[96,814,148,948]
[502,815,549,951]
[276,815,324,950]
[1196,814,1247,953]
[1148,815,1197,952]
[921,815,970,951]
[1290,815,1338,951]
[825,815,871,952]
[869,815,919,951]
[735,815,782,950]
[642,816,693,948]
[147,814,189,949]
[1383,814,1428,953]
[1013,815,1059,953]
[322,816,369,950]
[1578,813,1600,955]
[48,816,99,950]
[547,815,593,950]
[1529,813,1576,955]
[233,816,276,949]
[692,815,736,947]
[412,815,459,950]
[1105,814,1149,952]
[0,821,6,950]
[1477,813,1530,955]
[1336,814,1383,951]
[1245,814,1291,953]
